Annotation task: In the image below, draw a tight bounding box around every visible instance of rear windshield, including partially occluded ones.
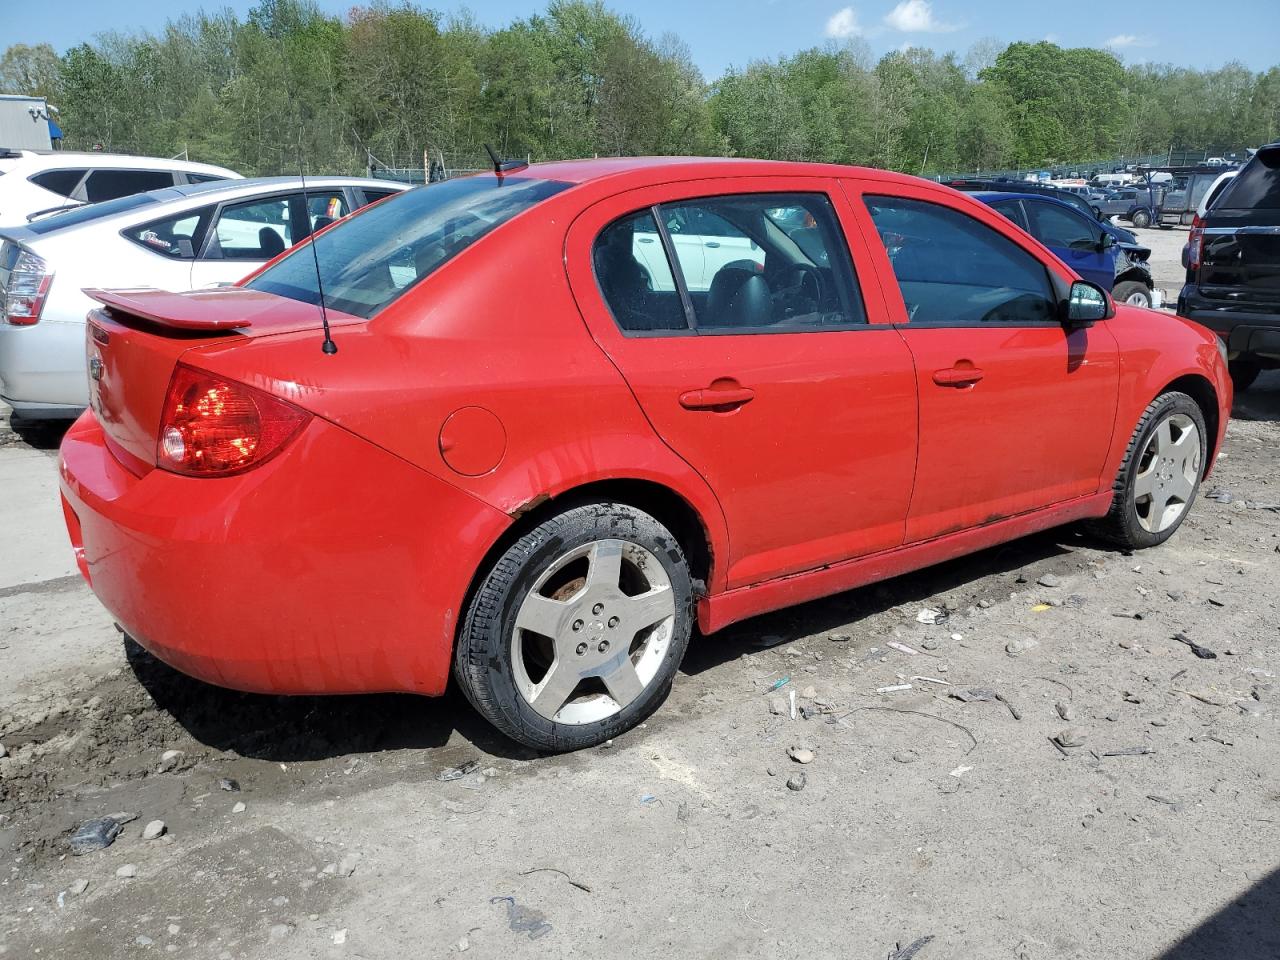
[247,175,571,319]
[26,192,160,234]
[1218,149,1280,210]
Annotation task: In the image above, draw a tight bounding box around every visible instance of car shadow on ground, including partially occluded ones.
[122,636,540,764]
[1232,369,1280,422]
[681,526,1080,677]
[1158,864,1280,959]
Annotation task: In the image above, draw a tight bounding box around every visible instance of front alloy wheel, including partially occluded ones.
[1087,391,1207,549]
[455,502,693,751]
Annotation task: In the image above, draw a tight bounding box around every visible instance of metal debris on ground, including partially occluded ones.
[877,683,913,693]
[437,759,482,782]
[519,867,592,893]
[915,608,945,625]
[490,896,553,940]
[1099,746,1155,757]
[911,675,951,686]
[887,641,920,656]
[218,777,241,792]
[1173,632,1217,659]
[69,816,130,855]
[1205,488,1233,503]
[789,688,797,720]
[949,687,1021,720]
[887,934,935,960]
[768,676,791,692]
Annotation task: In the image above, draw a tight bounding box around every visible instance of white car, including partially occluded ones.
[0,150,242,228]
[0,175,408,418]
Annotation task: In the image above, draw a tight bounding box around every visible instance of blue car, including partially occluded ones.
[973,191,1157,307]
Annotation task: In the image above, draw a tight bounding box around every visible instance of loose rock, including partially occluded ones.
[232,801,247,814]
[1055,701,1074,721]
[218,778,241,792]
[142,820,166,841]
[69,817,126,856]
[1037,573,1062,588]
[786,773,807,792]
[1054,728,1086,748]
[1005,638,1038,657]
[70,879,89,896]
[787,746,815,764]
[116,864,137,879]
[157,749,183,773]
[893,750,919,764]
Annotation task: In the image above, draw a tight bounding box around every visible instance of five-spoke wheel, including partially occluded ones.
[455,502,692,752]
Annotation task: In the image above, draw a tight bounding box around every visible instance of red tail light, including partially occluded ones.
[157,365,310,476]
[1187,214,1205,271]
[4,248,53,325]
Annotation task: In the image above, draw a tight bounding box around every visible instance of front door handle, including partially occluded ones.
[679,382,755,410]
[933,366,985,387]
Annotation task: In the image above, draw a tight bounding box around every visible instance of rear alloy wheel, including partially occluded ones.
[1112,280,1152,307]
[455,502,692,751]
[1087,391,1206,549]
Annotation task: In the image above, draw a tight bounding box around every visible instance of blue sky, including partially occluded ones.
[6,0,1280,76]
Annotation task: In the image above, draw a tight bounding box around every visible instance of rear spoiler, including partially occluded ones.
[84,287,265,331]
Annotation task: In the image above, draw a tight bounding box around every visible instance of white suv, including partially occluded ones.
[0,150,241,227]
[0,176,407,418]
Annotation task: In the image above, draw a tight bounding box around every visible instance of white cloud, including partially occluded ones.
[883,0,961,33]
[1043,33,1059,44]
[825,6,861,39]
[1106,34,1157,49]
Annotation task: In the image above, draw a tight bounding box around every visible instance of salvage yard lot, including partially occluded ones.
[1,265,1279,958]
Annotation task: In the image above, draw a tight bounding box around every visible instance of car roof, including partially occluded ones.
[970,190,1079,210]
[517,156,930,190]
[3,150,240,177]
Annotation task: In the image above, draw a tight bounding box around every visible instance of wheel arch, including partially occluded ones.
[1115,268,1152,288]
[1161,373,1221,472]
[453,477,720,657]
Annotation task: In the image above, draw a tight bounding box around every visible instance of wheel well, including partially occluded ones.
[1163,374,1220,470]
[1114,269,1151,287]
[469,479,715,605]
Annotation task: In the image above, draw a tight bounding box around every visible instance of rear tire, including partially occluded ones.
[1130,209,1151,228]
[1086,391,1206,549]
[1228,360,1261,392]
[454,502,693,752]
[1112,280,1152,307]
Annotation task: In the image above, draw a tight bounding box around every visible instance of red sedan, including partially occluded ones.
[59,158,1231,751]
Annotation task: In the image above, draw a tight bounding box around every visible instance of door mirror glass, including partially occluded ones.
[1067,280,1108,324]
[1097,232,1115,251]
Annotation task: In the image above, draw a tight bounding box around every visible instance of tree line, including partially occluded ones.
[3,0,1279,178]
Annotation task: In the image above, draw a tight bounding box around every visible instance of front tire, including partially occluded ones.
[1087,391,1206,549]
[1130,209,1151,228]
[1112,280,1152,307]
[454,502,693,752]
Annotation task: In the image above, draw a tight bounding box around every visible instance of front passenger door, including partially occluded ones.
[850,186,1119,543]
[1022,199,1115,291]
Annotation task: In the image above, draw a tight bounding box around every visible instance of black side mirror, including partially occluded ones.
[1096,232,1115,252]
[1064,280,1110,327]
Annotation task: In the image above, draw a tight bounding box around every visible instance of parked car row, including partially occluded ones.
[0,173,406,417]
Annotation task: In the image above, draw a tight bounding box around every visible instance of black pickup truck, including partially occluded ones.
[1178,143,1280,390]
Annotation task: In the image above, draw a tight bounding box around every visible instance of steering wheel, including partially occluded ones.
[777,262,824,313]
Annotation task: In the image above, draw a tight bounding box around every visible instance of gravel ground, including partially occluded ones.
[1,282,1278,959]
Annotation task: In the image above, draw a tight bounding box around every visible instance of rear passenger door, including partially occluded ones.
[846,182,1119,543]
[566,178,919,589]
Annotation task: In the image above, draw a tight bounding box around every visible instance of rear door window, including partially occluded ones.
[991,199,1028,231]
[303,192,349,233]
[83,169,176,202]
[1218,150,1280,209]
[123,206,214,259]
[865,195,1057,325]
[207,195,294,260]
[29,168,88,198]
[594,193,864,335]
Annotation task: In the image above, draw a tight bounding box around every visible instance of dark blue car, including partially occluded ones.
[973,191,1156,307]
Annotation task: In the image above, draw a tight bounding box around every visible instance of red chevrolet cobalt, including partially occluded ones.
[59,158,1231,751]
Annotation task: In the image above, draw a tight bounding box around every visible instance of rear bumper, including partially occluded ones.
[58,411,512,696]
[0,319,89,410]
[1177,288,1280,360]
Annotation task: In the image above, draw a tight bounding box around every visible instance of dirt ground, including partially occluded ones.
[2,241,1279,958]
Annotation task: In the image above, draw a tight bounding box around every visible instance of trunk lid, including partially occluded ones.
[84,287,358,472]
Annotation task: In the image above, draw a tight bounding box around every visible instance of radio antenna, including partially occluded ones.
[296,156,338,355]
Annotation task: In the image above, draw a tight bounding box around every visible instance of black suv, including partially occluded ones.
[1178,143,1280,390]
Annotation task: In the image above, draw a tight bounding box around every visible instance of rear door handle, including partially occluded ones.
[933,366,985,387]
[679,384,755,410]
[705,240,721,248]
